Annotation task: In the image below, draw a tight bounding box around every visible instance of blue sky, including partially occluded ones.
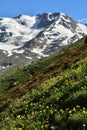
[0,0,87,22]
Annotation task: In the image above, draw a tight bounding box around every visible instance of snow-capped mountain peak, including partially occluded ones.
[0,12,87,69]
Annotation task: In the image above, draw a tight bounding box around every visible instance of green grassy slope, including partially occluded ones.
[0,36,87,129]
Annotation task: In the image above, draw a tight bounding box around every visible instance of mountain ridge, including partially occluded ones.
[0,12,87,70]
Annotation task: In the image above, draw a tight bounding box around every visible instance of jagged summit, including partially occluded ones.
[36,12,69,28]
[0,12,87,69]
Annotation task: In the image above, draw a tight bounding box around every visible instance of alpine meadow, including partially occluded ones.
[0,36,87,129]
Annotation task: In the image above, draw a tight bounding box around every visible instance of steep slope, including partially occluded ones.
[0,36,87,129]
[0,12,87,69]
[0,36,87,98]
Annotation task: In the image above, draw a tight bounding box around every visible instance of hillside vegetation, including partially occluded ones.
[0,36,87,130]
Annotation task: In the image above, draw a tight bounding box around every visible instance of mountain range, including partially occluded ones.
[0,12,87,70]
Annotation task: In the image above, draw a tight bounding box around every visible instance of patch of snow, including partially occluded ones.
[47,13,58,21]
[3,50,7,54]
[31,48,43,54]
[31,47,48,57]
[13,49,25,54]
[2,66,6,69]
[0,43,21,57]
[60,14,71,22]
[36,56,41,59]
[59,12,66,16]
[2,65,10,69]
[25,56,32,59]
